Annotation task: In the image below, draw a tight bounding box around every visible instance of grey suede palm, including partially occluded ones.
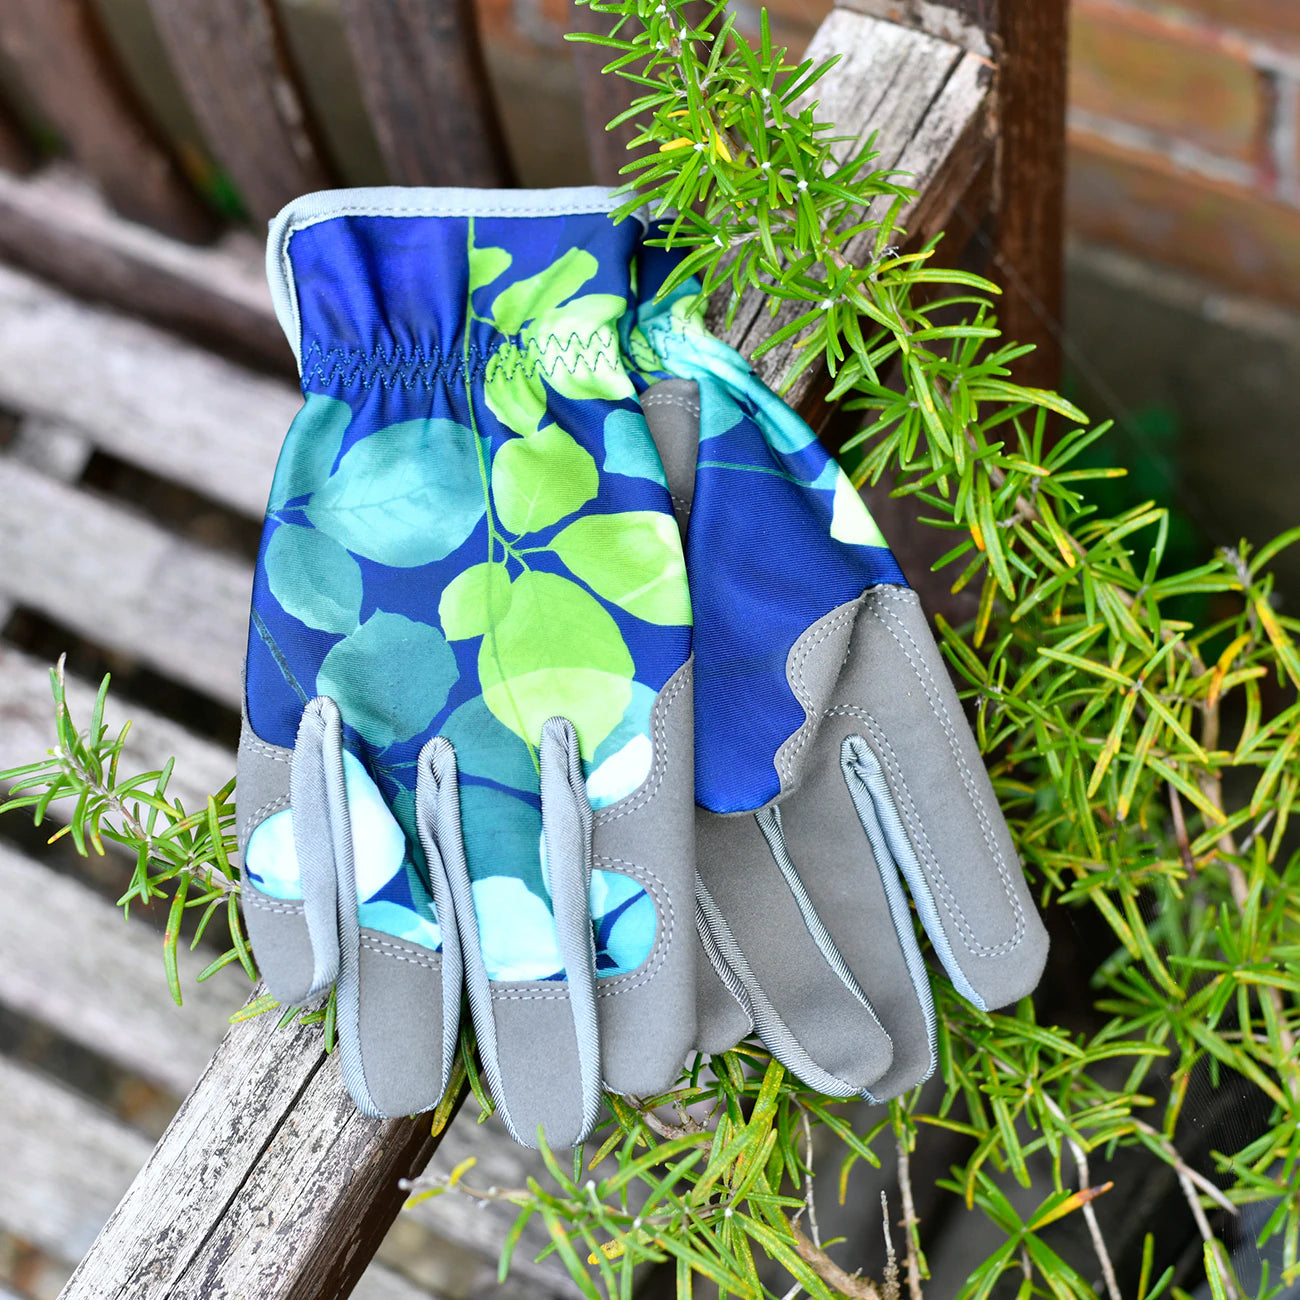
[641,379,1050,1101]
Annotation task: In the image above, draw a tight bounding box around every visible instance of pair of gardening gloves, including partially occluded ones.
[237,187,1048,1147]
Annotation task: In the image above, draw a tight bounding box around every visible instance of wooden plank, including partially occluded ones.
[836,0,993,54]
[0,258,296,518]
[0,166,288,372]
[337,0,513,188]
[0,646,234,814]
[0,1056,153,1264]
[0,1058,430,1299]
[57,996,443,1300]
[0,94,34,174]
[0,2,213,241]
[0,842,241,1095]
[987,0,1067,390]
[0,457,250,709]
[570,1,640,187]
[146,0,333,227]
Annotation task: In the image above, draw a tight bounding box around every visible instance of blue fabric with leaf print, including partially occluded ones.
[624,242,906,813]
[244,206,692,983]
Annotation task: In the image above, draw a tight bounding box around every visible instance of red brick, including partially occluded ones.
[1067,130,1300,305]
[1161,0,1300,48]
[1070,0,1265,163]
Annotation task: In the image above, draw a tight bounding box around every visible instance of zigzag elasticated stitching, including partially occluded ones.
[301,326,629,393]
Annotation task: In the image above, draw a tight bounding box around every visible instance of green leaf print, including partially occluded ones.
[491,423,598,535]
[490,247,599,335]
[550,511,691,626]
[268,393,351,512]
[305,418,484,567]
[469,242,511,292]
[318,611,459,749]
[531,294,634,404]
[264,523,364,635]
[483,343,548,438]
[479,570,634,761]
[439,561,512,641]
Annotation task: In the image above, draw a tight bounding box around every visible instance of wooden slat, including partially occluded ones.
[56,998,442,1300]
[0,646,234,815]
[0,94,34,174]
[0,1059,429,1300]
[837,0,993,54]
[337,0,513,188]
[716,10,993,413]
[0,456,250,708]
[146,0,333,227]
[0,1056,153,1264]
[0,2,212,241]
[0,841,241,1095]
[570,1,640,187]
[987,0,1067,389]
[0,166,287,371]
[0,259,296,518]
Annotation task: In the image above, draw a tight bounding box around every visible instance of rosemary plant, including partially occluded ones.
[3,2,1298,1296]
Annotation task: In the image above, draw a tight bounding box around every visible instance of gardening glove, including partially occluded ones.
[237,187,696,1145]
[629,240,1049,1100]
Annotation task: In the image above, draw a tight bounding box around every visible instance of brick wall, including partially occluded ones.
[481,0,1300,308]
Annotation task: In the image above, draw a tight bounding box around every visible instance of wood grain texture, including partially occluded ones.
[0,841,241,1094]
[336,0,513,188]
[0,257,296,517]
[0,455,250,708]
[0,1055,153,1264]
[0,1058,428,1299]
[0,1,212,240]
[0,166,287,372]
[989,0,1068,390]
[146,0,333,226]
[835,0,993,54]
[56,996,443,1300]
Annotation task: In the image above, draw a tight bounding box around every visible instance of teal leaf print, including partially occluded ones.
[479,570,634,761]
[441,694,537,792]
[318,612,459,749]
[469,241,511,292]
[305,418,484,567]
[264,523,363,635]
[269,393,352,511]
[439,561,512,640]
[603,409,668,487]
[491,423,597,535]
[550,512,691,626]
[490,247,599,335]
[483,344,548,438]
[472,876,562,981]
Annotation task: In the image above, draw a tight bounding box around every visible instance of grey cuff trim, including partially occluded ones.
[265,185,647,371]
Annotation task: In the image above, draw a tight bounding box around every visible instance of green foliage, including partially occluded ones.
[2,2,1298,1295]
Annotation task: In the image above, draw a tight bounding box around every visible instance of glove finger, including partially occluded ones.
[238,702,338,1005]
[835,587,1049,1010]
[774,727,939,1100]
[437,726,602,1150]
[694,885,754,1056]
[591,661,697,1099]
[695,806,893,1096]
[302,697,456,1118]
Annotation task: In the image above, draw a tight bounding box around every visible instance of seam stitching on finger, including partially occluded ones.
[242,893,303,916]
[242,739,291,762]
[854,588,1025,955]
[779,602,861,785]
[360,934,443,971]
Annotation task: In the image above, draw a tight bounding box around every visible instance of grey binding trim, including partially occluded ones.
[840,733,985,1015]
[427,738,528,1146]
[289,699,343,997]
[695,879,880,1101]
[300,698,381,1116]
[266,185,648,371]
[416,740,465,1098]
[753,805,879,1015]
[539,717,603,1142]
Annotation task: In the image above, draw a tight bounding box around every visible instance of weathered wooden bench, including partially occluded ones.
[0,1,1066,1295]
